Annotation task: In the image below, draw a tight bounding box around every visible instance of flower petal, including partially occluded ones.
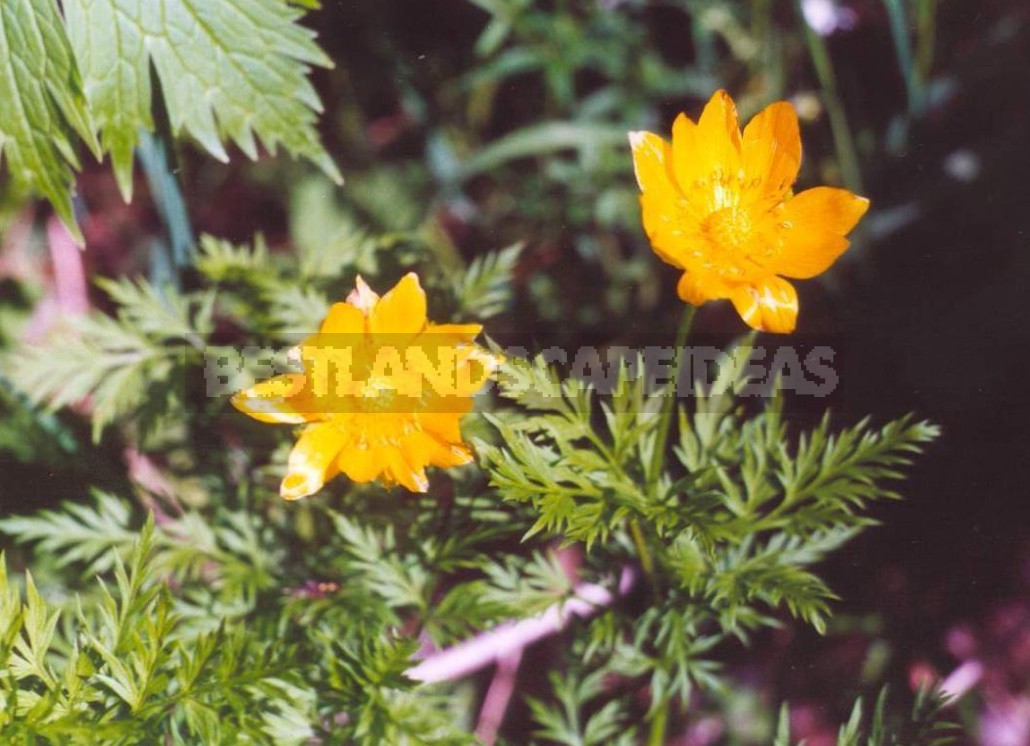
[281,423,348,500]
[450,346,501,396]
[767,187,870,279]
[741,101,801,206]
[671,91,742,211]
[670,113,705,199]
[384,448,429,493]
[320,301,367,335]
[729,276,799,333]
[231,374,320,424]
[421,323,483,344]
[639,191,699,269]
[338,445,383,484]
[346,275,379,313]
[370,273,427,338]
[631,123,716,267]
[676,270,731,306]
[418,411,465,443]
[628,131,673,194]
[697,89,742,166]
[403,430,473,471]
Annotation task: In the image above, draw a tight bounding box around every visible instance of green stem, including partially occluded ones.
[915,0,937,95]
[687,1,717,73]
[649,304,697,486]
[630,518,655,583]
[647,700,669,746]
[750,0,776,78]
[793,0,864,194]
[139,65,194,289]
[138,129,194,286]
[882,0,920,115]
[638,304,697,744]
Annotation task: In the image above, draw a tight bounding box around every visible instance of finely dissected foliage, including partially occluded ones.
[481,348,937,610]
[1,251,949,741]
[453,243,524,321]
[0,522,316,744]
[8,276,215,442]
[2,214,943,746]
[0,494,484,744]
[526,669,635,746]
[774,687,959,746]
[478,350,939,721]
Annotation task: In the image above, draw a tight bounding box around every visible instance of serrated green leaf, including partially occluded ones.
[0,0,99,241]
[64,0,341,200]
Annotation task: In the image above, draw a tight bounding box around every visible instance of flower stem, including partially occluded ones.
[915,0,937,102]
[648,304,697,486]
[638,304,695,743]
[882,0,921,116]
[630,518,655,583]
[793,0,864,194]
[647,701,669,746]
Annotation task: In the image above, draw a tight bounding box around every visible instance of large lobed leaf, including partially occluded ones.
[64,0,342,200]
[0,0,99,242]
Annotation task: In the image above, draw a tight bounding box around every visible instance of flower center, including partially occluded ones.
[702,206,753,257]
[358,377,401,413]
[698,206,767,279]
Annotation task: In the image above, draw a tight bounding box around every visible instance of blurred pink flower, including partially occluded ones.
[801,0,858,36]
[981,696,1030,746]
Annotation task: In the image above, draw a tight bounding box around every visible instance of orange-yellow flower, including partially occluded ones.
[630,90,870,333]
[232,273,498,499]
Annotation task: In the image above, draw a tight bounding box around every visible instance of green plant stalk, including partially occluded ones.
[138,129,194,282]
[687,0,717,73]
[642,302,694,746]
[647,697,670,746]
[138,67,194,289]
[751,0,773,40]
[629,518,655,583]
[882,0,921,115]
[649,303,697,486]
[750,0,776,78]
[792,0,864,194]
[916,0,937,89]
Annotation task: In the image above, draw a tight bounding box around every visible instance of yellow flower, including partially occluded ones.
[232,273,498,499]
[630,90,870,333]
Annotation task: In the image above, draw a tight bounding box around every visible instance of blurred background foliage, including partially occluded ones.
[1,0,1029,743]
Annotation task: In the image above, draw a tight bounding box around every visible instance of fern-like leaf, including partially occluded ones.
[454,243,522,320]
[0,491,136,576]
